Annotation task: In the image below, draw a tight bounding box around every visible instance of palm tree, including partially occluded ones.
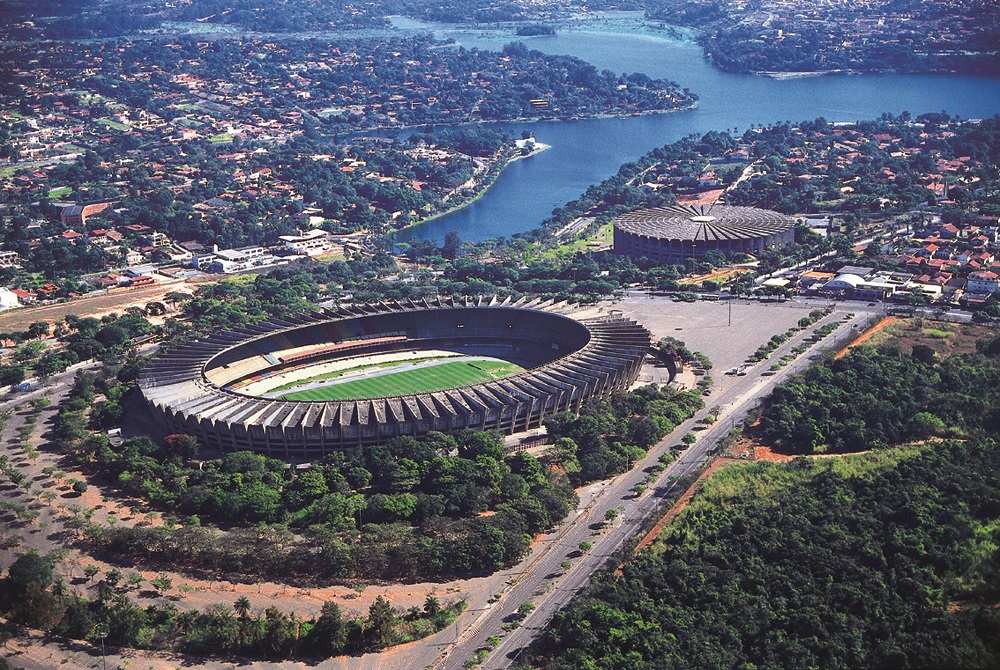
[234,595,251,619]
[51,577,67,604]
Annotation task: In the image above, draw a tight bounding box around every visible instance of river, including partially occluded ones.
[384,17,1000,244]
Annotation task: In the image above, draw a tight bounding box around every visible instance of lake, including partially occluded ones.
[387,18,1000,243]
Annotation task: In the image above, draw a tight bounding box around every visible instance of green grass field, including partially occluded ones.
[266,355,458,394]
[279,359,523,401]
[48,186,73,199]
[97,118,130,130]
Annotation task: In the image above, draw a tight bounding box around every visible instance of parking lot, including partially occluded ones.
[612,295,859,372]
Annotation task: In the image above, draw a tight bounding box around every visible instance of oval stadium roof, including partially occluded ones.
[614,204,794,242]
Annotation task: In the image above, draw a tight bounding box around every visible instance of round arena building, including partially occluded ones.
[139,297,650,457]
[613,203,795,264]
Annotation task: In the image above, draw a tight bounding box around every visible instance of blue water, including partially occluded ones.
[389,24,1000,243]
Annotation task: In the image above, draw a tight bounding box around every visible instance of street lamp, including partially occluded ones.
[93,623,108,670]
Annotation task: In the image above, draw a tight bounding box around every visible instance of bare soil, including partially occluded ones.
[834,315,899,358]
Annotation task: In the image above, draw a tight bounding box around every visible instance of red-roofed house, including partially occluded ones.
[11,289,34,304]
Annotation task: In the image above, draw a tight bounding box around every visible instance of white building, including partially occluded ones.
[0,287,20,311]
[966,270,1000,294]
[822,273,866,293]
[279,229,330,256]
[198,246,272,273]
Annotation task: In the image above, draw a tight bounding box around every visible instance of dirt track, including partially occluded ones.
[0,280,199,331]
[834,315,899,358]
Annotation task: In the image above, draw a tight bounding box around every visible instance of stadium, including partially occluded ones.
[613,203,795,264]
[139,297,650,458]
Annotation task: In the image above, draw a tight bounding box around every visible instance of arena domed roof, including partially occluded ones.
[614,204,794,242]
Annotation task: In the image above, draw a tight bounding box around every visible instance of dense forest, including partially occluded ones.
[530,328,1000,669]
[759,336,1000,454]
[534,440,1000,669]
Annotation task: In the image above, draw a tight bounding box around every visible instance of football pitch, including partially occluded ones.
[278,359,524,401]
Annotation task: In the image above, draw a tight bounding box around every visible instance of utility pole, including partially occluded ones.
[94,623,108,670]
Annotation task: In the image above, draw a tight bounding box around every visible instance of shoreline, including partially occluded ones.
[753,70,842,79]
[391,140,552,237]
[336,99,699,137]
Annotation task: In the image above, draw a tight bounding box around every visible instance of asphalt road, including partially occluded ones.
[0,307,876,670]
[427,309,872,670]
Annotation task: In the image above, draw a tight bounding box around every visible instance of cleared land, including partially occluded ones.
[279,359,523,400]
[0,281,191,331]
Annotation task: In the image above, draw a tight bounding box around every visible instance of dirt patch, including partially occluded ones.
[834,316,899,358]
[0,281,193,331]
[677,188,725,206]
[753,445,795,462]
[867,319,995,358]
[678,267,753,286]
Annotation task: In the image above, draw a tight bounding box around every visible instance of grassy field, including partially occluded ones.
[266,355,459,394]
[48,186,73,199]
[279,359,523,401]
[97,118,130,130]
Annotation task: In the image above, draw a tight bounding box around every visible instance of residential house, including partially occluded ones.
[966,270,1000,294]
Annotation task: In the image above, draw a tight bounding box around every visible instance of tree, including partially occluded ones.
[163,433,200,460]
[84,564,100,581]
[578,541,593,553]
[682,432,697,445]
[105,567,123,587]
[0,364,26,387]
[8,550,53,592]
[27,321,49,340]
[517,601,536,617]
[441,230,462,260]
[234,596,251,619]
[311,600,349,656]
[164,291,190,310]
[366,595,396,649]
[151,573,172,595]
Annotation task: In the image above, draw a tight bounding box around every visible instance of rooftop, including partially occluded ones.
[614,204,794,242]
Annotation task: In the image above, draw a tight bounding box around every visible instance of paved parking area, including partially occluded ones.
[612,296,846,372]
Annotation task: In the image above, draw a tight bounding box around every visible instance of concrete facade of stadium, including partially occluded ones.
[139,298,650,458]
[613,204,795,264]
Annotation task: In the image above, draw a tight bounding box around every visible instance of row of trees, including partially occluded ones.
[2,549,464,658]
